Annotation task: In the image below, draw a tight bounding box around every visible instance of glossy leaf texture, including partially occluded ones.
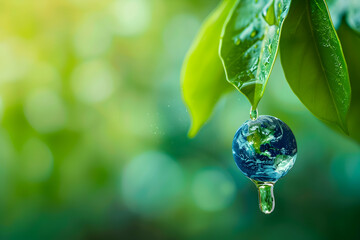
[220,0,291,109]
[338,22,360,143]
[181,0,237,138]
[280,0,351,132]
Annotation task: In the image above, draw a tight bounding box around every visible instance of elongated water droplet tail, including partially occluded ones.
[253,180,275,214]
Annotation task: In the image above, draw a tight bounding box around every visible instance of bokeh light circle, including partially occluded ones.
[192,168,236,211]
[20,138,53,182]
[24,89,67,133]
[121,151,184,217]
[112,0,151,36]
[331,152,360,196]
[71,60,115,103]
[0,40,32,83]
[73,14,113,58]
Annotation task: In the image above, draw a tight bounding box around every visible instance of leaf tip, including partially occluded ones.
[187,122,200,138]
[340,121,350,136]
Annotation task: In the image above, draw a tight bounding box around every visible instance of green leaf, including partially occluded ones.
[338,22,360,143]
[280,0,351,132]
[219,0,291,109]
[346,0,360,34]
[181,0,237,138]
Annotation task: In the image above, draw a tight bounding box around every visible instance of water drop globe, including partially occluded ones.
[232,113,297,214]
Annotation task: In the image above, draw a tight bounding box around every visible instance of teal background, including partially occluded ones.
[0,0,359,239]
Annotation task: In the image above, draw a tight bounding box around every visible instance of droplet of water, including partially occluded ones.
[250,107,258,120]
[253,180,275,214]
[262,2,276,26]
[250,30,257,38]
[232,116,297,214]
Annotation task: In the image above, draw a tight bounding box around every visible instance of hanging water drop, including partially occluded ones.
[232,115,297,214]
[254,180,274,214]
[250,107,258,120]
[250,30,257,38]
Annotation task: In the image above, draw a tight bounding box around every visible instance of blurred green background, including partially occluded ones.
[0,0,359,239]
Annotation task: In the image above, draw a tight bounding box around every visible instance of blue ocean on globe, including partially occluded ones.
[232,115,297,182]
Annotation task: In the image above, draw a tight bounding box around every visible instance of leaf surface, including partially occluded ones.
[338,22,360,142]
[181,0,237,137]
[280,0,351,132]
[220,0,291,109]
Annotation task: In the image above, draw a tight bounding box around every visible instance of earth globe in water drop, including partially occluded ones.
[232,115,297,214]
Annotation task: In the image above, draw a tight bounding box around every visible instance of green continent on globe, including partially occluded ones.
[246,121,276,154]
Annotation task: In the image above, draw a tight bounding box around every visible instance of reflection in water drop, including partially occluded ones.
[253,180,275,214]
[232,116,297,214]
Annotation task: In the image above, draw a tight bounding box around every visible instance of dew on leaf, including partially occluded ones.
[261,1,276,26]
[251,30,257,38]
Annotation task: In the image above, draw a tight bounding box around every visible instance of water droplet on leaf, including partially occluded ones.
[262,1,276,26]
[250,107,258,120]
